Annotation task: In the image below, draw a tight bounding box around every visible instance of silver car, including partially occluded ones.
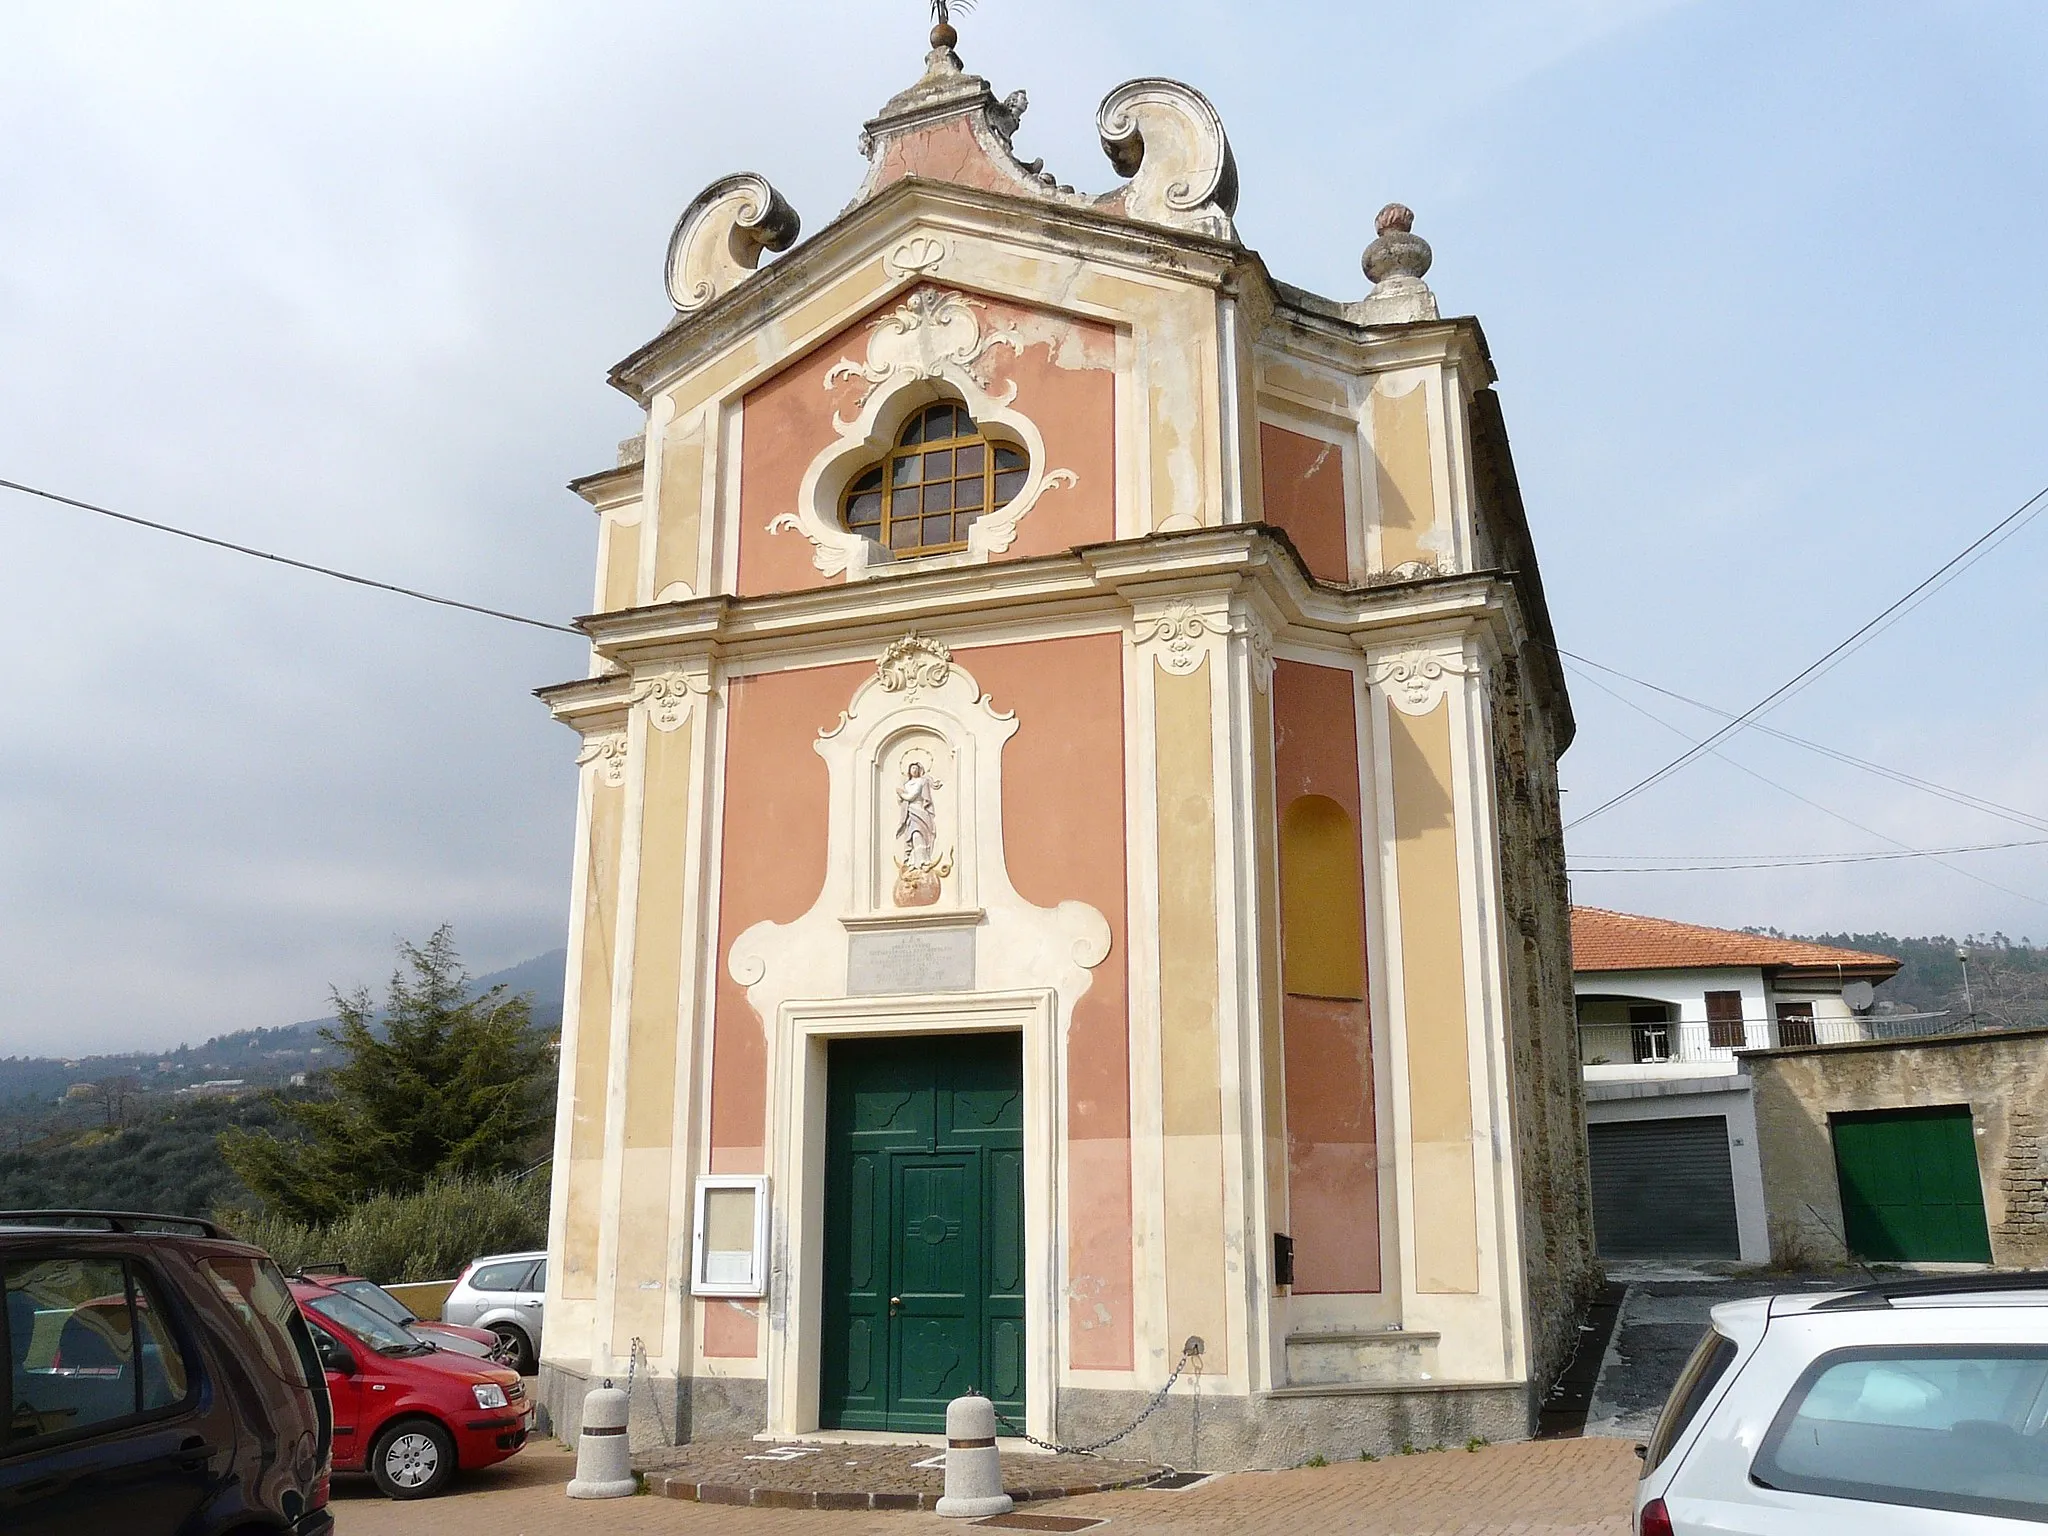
[440,1250,546,1375]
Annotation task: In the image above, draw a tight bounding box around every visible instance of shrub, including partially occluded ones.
[218,1172,547,1283]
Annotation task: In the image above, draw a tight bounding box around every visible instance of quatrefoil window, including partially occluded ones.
[841,401,1029,558]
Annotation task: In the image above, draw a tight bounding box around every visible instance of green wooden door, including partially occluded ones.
[820,1034,1024,1431]
[1832,1106,1994,1263]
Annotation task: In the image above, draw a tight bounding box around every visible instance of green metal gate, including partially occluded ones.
[1831,1105,1993,1263]
[819,1033,1024,1432]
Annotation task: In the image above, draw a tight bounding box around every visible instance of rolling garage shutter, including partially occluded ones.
[1588,1116,1741,1260]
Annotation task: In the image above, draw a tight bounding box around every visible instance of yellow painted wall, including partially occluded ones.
[1387,700,1479,1294]
[1371,383,1436,572]
[563,776,625,1301]
[1153,660,1230,1368]
[602,515,641,612]
[611,719,693,1354]
[1280,797,1367,1000]
[654,428,704,598]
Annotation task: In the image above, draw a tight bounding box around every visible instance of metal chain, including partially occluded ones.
[989,1345,1196,1458]
[623,1335,674,1447]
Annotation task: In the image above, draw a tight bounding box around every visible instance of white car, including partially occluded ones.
[1636,1274,2048,1533]
[440,1250,546,1375]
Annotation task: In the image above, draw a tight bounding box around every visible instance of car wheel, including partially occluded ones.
[369,1417,456,1500]
[489,1322,535,1376]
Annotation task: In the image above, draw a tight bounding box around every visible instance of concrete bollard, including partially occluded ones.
[566,1383,637,1499]
[935,1393,1013,1518]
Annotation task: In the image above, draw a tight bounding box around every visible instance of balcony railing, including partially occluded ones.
[1579,1011,1965,1067]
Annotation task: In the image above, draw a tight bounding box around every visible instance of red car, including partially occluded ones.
[289,1276,531,1499]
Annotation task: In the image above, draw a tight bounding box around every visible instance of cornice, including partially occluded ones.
[539,527,1556,723]
[1255,302,1497,388]
[566,462,642,512]
[607,178,1248,406]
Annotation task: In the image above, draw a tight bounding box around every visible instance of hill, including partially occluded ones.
[0,949,566,1118]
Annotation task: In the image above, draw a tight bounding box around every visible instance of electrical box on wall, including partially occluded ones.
[691,1174,770,1298]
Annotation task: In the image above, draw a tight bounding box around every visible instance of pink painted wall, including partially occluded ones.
[958,634,1134,1371]
[736,289,1115,597]
[1259,424,1349,585]
[1272,660,1381,1294]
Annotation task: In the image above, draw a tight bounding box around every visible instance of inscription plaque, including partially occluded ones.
[847,926,976,995]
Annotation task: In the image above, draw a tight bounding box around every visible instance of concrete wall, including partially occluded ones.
[1747,1028,2048,1268]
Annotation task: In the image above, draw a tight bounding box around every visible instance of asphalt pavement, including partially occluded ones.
[1583,1264,1851,1440]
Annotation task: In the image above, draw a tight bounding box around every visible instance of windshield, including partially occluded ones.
[306,1292,430,1355]
[335,1279,417,1326]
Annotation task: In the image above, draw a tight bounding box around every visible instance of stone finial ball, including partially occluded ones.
[1376,203,1416,237]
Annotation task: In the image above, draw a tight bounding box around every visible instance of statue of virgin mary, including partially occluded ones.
[896,761,938,868]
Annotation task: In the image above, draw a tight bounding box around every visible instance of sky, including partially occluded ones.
[1,1,2044,1054]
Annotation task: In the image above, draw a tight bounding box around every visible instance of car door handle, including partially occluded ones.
[517,1298,541,1306]
[177,1435,214,1472]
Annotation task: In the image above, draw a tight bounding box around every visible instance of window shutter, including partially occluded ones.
[1705,990,1745,1049]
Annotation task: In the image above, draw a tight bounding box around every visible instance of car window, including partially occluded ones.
[521,1260,544,1293]
[305,1293,420,1355]
[4,1256,193,1447]
[1754,1346,2048,1521]
[308,1322,354,1374]
[335,1279,415,1326]
[471,1260,535,1293]
[1644,1328,1739,1474]
[198,1254,313,1387]
[130,1267,190,1411]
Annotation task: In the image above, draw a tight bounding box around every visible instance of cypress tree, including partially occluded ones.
[221,927,552,1224]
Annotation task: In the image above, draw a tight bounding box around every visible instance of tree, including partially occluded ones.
[84,1075,142,1129]
[220,927,553,1224]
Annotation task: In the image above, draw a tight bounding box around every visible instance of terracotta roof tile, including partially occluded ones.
[1570,906,1900,977]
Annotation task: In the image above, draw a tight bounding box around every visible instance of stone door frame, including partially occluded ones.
[765,988,1061,1442]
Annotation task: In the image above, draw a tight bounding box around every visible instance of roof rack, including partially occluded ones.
[0,1210,228,1239]
[295,1262,348,1276]
[1811,1270,2048,1311]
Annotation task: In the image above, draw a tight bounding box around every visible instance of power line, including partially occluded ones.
[1561,661,2048,910]
[1572,836,2048,873]
[0,476,582,637]
[1556,646,2048,837]
[1564,477,2048,831]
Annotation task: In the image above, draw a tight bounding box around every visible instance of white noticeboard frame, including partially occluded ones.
[690,1174,770,1298]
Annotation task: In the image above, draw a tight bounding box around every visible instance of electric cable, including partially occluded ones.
[0,476,582,637]
[1561,662,2048,909]
[1554,645,2048,836]
[1563,478,2048,831]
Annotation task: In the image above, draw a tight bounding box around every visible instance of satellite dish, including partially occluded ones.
[1842,980,1875,1012]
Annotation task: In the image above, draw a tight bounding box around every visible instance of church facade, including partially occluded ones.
[535,21,1593,1467]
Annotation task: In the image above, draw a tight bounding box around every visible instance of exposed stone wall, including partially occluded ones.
[1487,655,1599,1403]
[1746,1028,2048,1268]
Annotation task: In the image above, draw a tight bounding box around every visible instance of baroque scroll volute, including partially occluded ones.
[665,173,802,314]
[1095,78,1240,242]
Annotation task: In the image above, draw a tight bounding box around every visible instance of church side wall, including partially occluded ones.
[1489,655,1598,1401]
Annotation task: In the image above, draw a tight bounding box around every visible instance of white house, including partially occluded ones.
[1571,907,1902,1264]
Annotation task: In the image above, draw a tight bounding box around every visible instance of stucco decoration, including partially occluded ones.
[767,288,1078,580]
[729,637,1111,1019]
[1134,599,1219,676]
[1370,645,1473,714]
[1243,608,1277,694]
[1095,79,1240,243]
[1134,597,1273,687]
[664,173,801,315]
[884,233,950,280]
[577,731,630,787]
[876,631,953,698]
[632,669,709,732]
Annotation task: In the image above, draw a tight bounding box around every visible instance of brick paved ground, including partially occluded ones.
[635,1437,1162,1508]
[333,1434,1636,1535]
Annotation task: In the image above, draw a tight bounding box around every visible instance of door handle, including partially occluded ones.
[889,1296,903,1315]
[177,1435,214,1472]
